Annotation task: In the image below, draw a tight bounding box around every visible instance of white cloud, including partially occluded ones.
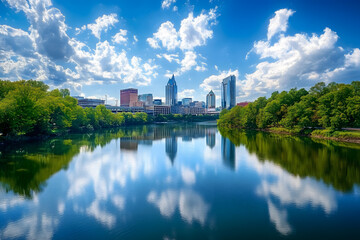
[5,0,74,61]
[112,29,127,44]
[86,13,119,39]
[195,62,207,72]
[179,51,197,73]
[241,9,360,101]
[345,48,360,67]
[178,89,195,99]
[147,8,217,51]
[161,0,176,10]
[1,0,159,90]
[157,53,180,63]
[147,21,180,50]
[179,8,217,50]
[133,35,138,43]
[267,9,295,40]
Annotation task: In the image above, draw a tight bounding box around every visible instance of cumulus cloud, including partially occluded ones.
[5,0,74,61]
[71,40,158,86]
[147,8,217,51]
[0,25,35,58]
[86,13,119,39]
[112,29,127,44]
[147,21,179,50]
[240,9,360,101]
[161,0,176,10]
[178,51,197,73]
[1,0,159,90]
[179,8,217,50]
[178,89,195,99]
[267,9,295,40]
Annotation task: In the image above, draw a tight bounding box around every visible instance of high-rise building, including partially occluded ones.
[206,90,216,108]
[165,74,177,106]
[182,98,192,106]
[221,75,236,109]
[120,88,138,107]
[138,94,153,106]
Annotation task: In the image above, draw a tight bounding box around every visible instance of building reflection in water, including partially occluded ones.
[221,136,235,170]
[205,129,216,149]
[120,138,138,151]
[166,136,177,164]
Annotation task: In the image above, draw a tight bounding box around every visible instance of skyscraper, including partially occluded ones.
[120,88,138,107]
[206,90,216,108]
[221,75,236,109]
[165,74,177,106]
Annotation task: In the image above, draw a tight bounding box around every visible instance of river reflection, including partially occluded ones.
[1,124,360,239]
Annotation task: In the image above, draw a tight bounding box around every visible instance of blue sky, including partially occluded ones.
[1,0,360,106]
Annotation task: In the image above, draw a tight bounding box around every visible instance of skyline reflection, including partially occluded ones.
[1,124,360,239]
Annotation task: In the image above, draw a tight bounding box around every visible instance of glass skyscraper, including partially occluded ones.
[221,75,236,109]
[165,74,177,106]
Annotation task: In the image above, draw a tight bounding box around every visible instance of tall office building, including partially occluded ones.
[206,90,216,108]
[138,94,153,106]
[221,75,236,109]
[120,88,138,107]
[165,74,177,106]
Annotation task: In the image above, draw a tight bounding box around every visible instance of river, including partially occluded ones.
[1,123,360,239]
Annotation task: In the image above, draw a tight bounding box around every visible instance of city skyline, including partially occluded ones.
[0,0,360,107]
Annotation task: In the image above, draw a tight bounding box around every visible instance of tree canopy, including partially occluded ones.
[218,81,360,130]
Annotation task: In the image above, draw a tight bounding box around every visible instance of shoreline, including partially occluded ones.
[0,120,218,144]
[264,128,360,144]
[221,127,360,145]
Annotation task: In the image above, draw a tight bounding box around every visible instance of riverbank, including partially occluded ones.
[265,127,360,144]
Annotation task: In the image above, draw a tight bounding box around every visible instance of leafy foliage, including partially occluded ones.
[218,81,360,131]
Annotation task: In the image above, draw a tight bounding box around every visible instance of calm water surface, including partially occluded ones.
[1,123,360,239]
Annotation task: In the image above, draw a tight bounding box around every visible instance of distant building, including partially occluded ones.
[73,96,105,108]
[133,101,145,107]
[190,107,205,115]
[206,90,216,108]
[221,75,236,110]
[153,99,162,105]
[194,101,205,108]
[120,88,138,107]
[165,74,177,106]
[153,105,171,115]
[237,102,249,107]
[182,98,192,106]
[138,94,153,106]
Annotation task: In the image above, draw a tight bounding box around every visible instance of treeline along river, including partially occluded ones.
[1,123,360,239]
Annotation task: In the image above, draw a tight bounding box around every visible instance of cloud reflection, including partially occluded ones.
[1,213,58,240]
[245,154,337,235]
[147,189,209,226]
